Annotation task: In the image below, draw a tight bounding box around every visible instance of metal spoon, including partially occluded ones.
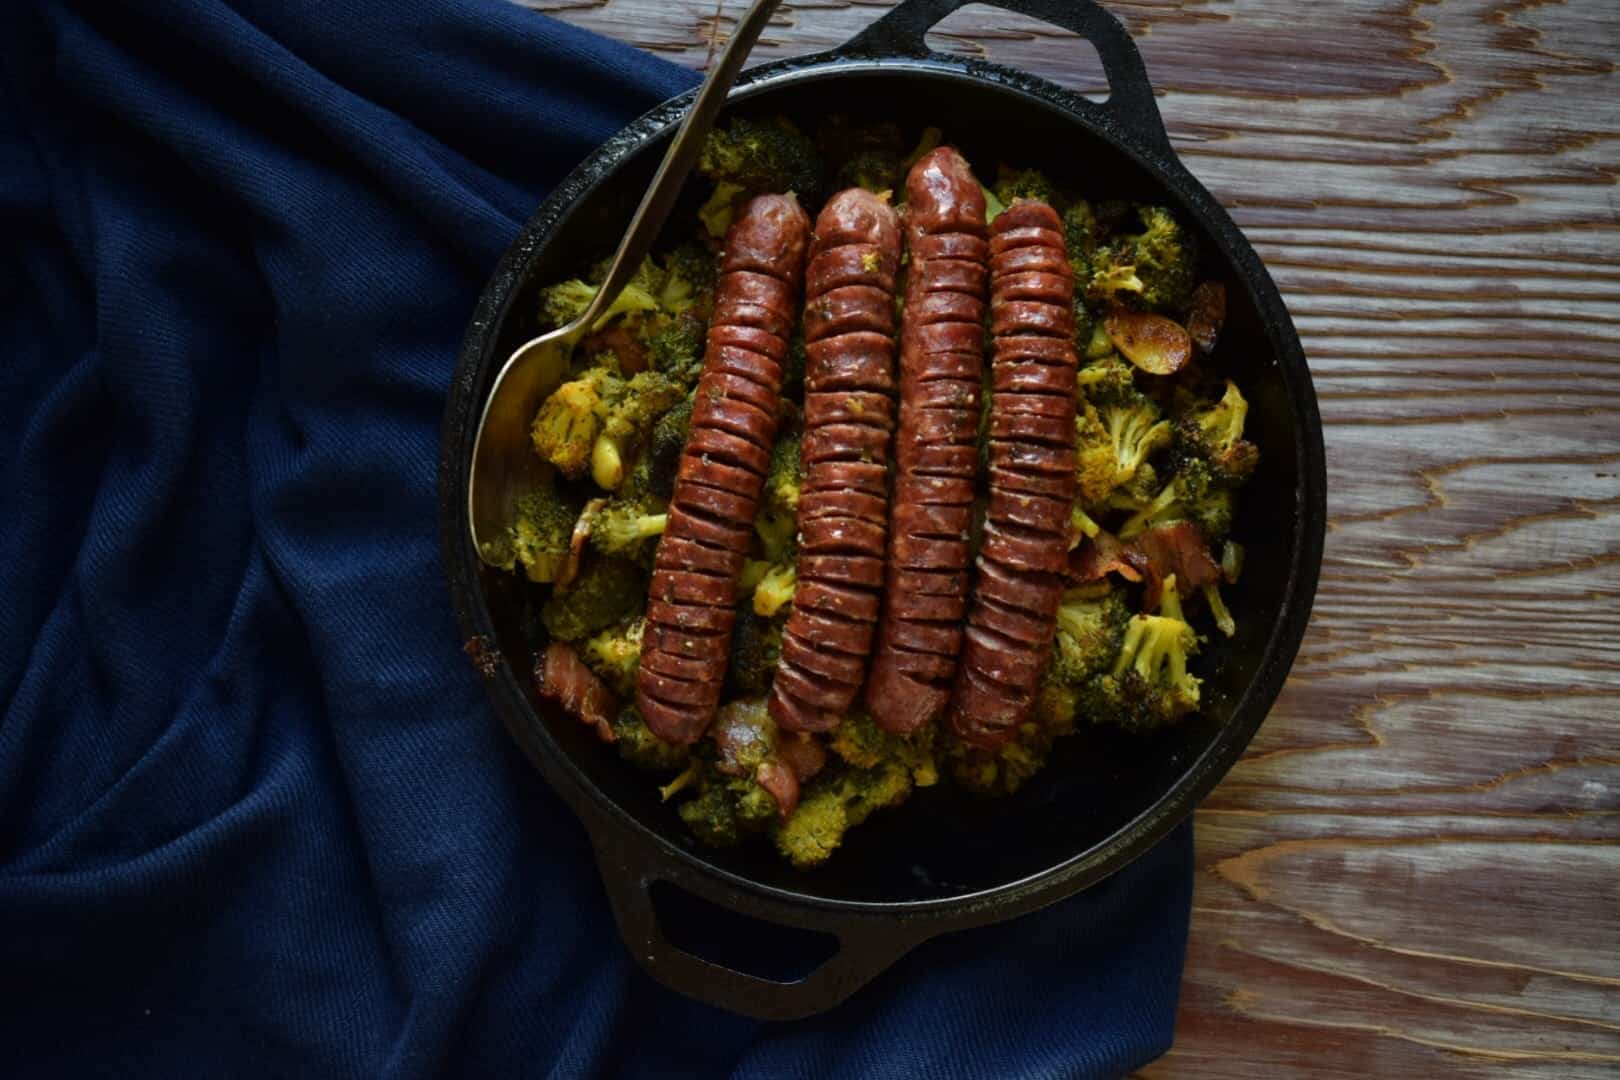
[469,0,785,567]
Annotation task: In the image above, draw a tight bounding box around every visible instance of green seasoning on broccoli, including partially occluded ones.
[591,370,686,490]
[530,364,623,479]
[1084,576,1202,732]
[641,315,706,388]
[773,761,914,869]
[657,242,718,317]
[540,557,646,643]
[762,430,802,521]
[1075,353,1137,402]
[1085,206,1197,314]
[496,484,582,584]
[1037,584,1131,731]
[699,116,824,199]
[1172,379,1259,483]
[610,703,690,774]
[538,261,662,333]
[1118,460,1233,541]
[588,494,667,560]
[642,394,693,501]
[581,617,645,697]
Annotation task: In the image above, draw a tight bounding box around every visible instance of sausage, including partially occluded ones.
[947,199,1079,750]
[638,194,811,745]
[769,189,904,734]
[865,147,990,735]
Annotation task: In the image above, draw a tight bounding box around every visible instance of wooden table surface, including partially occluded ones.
[524,1,1620,1073]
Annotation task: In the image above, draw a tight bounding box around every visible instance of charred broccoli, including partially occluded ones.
[540,556,646,643]
[992,165,1061,209]
[1118,460,1233,541]
[699,116,824,199]
[611,704,689,774]
[726,609,784,699]
[581,616,644,697]
[818,116,908,194]
[657,242,717,317]
[497,484,582,584]
[1173,379,1259,483]
[828,710,938,788]
[1038,584,1131,731]
[643,394,693,500]
[678,768,778,847]
[946,725,1052,798]
[1084,576,1202,732]
[773,761,914,869]
[1086,206,1197,313]
[591,369,686,490]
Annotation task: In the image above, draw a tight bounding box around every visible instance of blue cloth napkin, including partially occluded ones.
[0,0,1191,1075]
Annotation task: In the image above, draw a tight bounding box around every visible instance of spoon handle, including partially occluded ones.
[574,0,785,334]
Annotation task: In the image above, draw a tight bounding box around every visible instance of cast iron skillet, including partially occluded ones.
[440,0,1326,1020]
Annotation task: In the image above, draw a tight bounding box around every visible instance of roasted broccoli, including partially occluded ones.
[497,484,582,584]
[946,725,1052,798]
[726,608,784,699]
[1118,461,1233,541]
[819,116,908,194]
[678,768,778,847]
[658,242,717,317]
[751,563,797,618]
[698,180,747,239]
[1037,584,1131,731]
[591,369,686,490]
[538,259,663,333]
[1173,379,1259,483]
[773,761,914,869]
[1083,575,1201,732]
[1086,206,1197,313]
[763,431,803,520]
[588,492,668,560]
[828,710,938,788]
[781,328,807,400]
[643,394,693,500]
[1075,353,1137,403]
[1063,199,1100,266]
[540,556,646,643]
[992,165,1061,209]
[699,116,824,199]
[609,704,689,773]
[581,616,644,697]
[530,365,624,479]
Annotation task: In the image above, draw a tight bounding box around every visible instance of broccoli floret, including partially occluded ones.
[1074,401,1120,506]
[1085,206,1197,314]
[540,556,646,643]
[1076,353,1136,405]
[538,265,663,333]
[581,616,645,697]
[773,761,914,869]
[818,116,908,194]
[751,562,797,618]
[1172,379,1259,483]
[699,116,824,199]
[588,494,667,560]
[992,165,1061,209]
[658,242,717,317]
[609,705,689,774]
[1074,390,1171,507]
[1202,581,1236,638]
[1032,584,1131,733]
[495,484,583,584]
[679,768,778,847]
[531,365,624,479]
[1118,461,1233,540]
[640,312,706,388]
[1084,577,1202,732]
[1063,200,1100,264]
[945,724,1051,798]
[726,608,784,698]
[591,370,686,490]
[698,180,747,239]
[828,710,938,788]
[982,185,1008,225]
[763,431,803,520]
[643,394,693,500]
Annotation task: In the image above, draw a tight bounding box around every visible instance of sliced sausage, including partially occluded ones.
[639,194,810,746]
[770,189,903,734]
[947,198,1078,750]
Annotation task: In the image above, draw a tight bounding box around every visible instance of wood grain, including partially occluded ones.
[523,0,1620,1072]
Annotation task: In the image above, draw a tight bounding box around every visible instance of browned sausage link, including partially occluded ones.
[769,188,903,734]
[948,199,1079,750]
[865,146,989,735]
[638,194,811,745]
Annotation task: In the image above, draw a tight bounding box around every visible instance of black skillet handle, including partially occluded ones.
[587,823,926,1020]
[840,0,1171,155]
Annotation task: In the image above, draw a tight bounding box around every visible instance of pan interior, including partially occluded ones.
[468,70,1306,907]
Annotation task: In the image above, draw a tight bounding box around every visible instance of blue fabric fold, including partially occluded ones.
[0,0,1190,1075]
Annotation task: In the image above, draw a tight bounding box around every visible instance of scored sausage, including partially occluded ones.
[864,146,990,735]
[947,199,1078,750]
[769,188,903,733]
[637,194,811,745]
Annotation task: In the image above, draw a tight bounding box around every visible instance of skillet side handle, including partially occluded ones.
[588,829,924,1020]
[839,0,1172,156]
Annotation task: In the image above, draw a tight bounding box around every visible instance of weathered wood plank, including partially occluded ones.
[525,0,1620,1072]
